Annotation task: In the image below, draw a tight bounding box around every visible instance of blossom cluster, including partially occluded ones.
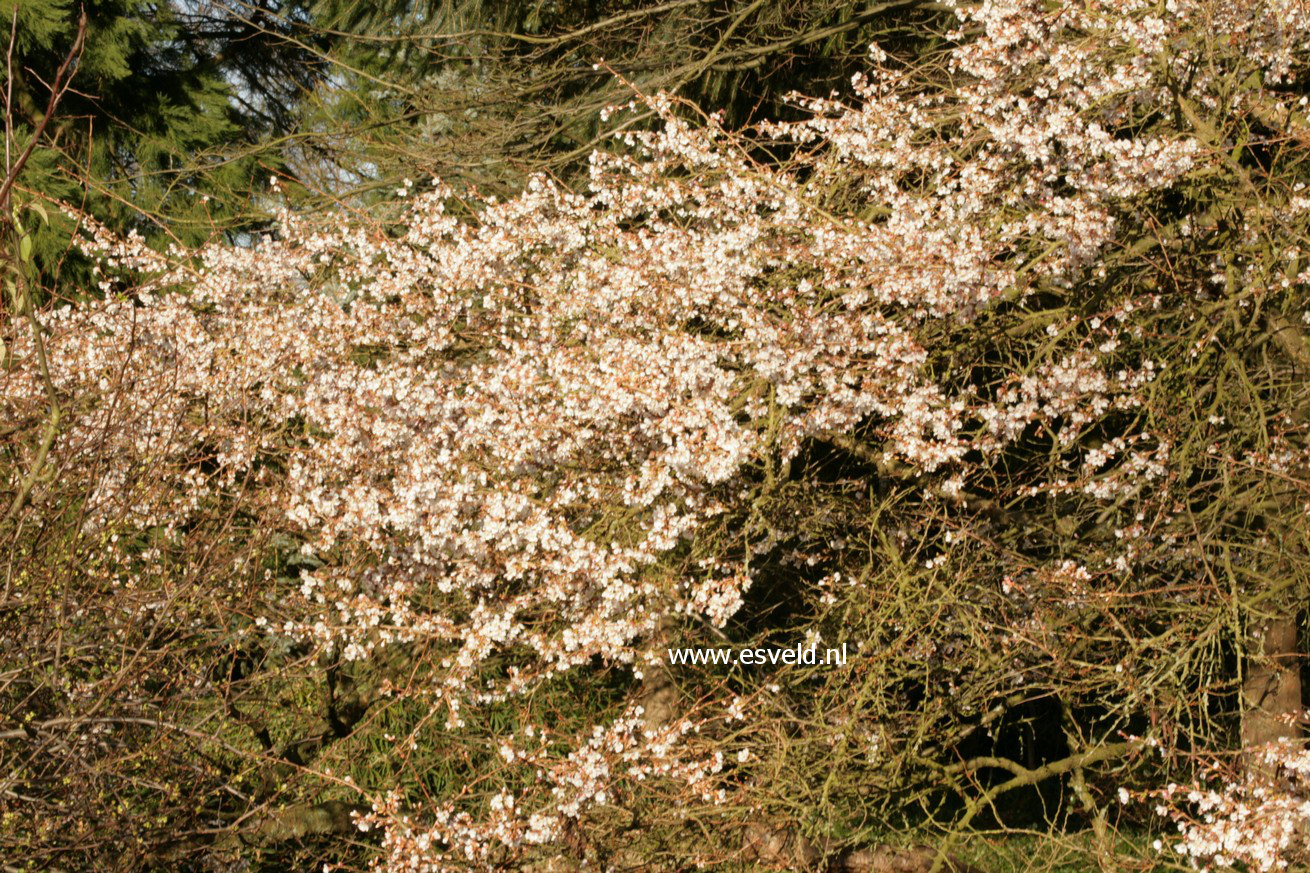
[356,706,738,871]
[1141,740,1310,871]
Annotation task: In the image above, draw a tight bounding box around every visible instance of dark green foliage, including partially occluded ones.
[268,0,948,198]
[2,0,324,290]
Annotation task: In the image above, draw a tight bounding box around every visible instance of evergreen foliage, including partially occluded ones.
[1,0,329,288]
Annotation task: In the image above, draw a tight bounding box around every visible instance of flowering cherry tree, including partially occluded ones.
[3,0,1310,869]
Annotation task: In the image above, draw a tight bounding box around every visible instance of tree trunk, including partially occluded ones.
[1242,614,1302,768]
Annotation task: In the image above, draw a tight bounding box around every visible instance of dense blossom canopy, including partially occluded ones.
[5,0,1310,869]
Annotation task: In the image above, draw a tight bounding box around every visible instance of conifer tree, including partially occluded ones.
[1,0,323,290]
